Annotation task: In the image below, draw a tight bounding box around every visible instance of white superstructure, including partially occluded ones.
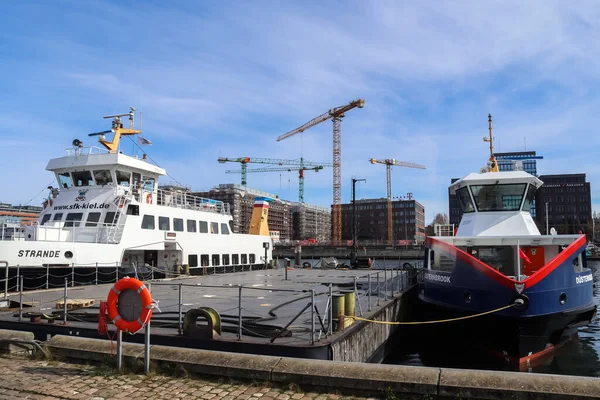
[0,110,273,273]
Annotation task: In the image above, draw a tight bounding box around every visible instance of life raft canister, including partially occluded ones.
[107,277,153,333]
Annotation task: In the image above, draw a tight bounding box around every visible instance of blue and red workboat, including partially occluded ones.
[420,118,597,370]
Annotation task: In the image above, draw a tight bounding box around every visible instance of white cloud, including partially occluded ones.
[2,1,600,221]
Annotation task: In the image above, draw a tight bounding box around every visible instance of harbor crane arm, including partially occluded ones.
[369,158,426,245]
[217,156,332,187]
[225,166,324,203]
[218,157,331,167]
[276,98,365,244]
[276,99,365,142]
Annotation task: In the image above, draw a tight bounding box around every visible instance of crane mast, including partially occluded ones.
[277,98,365,244]
[369,158,426,245]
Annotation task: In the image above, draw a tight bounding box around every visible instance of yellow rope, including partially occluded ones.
[344,304,515,325]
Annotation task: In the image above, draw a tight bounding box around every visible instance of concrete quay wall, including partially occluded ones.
[45,334,600,400]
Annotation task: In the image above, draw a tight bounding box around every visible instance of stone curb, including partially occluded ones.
[44,334,600,399]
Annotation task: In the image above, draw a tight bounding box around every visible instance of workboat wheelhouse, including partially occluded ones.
[420,115,597,369]
[0,109,273,276]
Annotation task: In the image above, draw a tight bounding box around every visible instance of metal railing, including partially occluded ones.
[15,222,126,244]
[2,262,423,341]
[0,226,24,241]
[64,146,109,156]
[155,189,230,215]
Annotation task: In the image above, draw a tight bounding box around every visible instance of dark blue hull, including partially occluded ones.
[420,235,597,365]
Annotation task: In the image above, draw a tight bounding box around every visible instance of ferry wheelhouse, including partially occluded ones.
[420,116,596,368]
[0,109,273,278]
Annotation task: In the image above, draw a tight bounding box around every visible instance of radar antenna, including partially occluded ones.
[483,114,499,172]
[89,106,140,153]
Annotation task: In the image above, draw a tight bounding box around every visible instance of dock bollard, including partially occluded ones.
[343,290,356,326]
[331,294,346,331]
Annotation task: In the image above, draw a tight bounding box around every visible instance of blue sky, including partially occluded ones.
[2,1,600,222]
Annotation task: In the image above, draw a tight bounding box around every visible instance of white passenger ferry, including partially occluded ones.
[0,109,273,278]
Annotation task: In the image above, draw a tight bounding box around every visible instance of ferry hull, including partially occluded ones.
[417,295,596,368]
[420,235,596,369]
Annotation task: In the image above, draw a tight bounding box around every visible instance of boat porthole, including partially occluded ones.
[27,234,32,239]
[464,292,472,303]
[559,293,567,305]
[65,251,73,259]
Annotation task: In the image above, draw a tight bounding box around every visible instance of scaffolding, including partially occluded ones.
[292,202,332,243]
[192,184,293,241]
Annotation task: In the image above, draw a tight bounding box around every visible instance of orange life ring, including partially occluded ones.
[107,277,153,333]
[146,193,152,204]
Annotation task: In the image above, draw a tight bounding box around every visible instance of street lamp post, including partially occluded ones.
[351,178,366,267]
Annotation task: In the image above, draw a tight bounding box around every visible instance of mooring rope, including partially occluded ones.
[343,304,515,325]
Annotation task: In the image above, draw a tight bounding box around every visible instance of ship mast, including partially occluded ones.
[483,113,499,172]
[89,107,141,153]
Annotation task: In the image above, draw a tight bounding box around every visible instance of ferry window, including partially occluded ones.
[222,254,230,265]
[199,220,208,233]
[86,212,101,227]
[249,254,256,264]
[58,172,73,189]
[187,220,197,232]
[522,184,537,212]
[212,254,220,266]
[143,177,155,191]
[158,216,170,231]
[116,170,131,187]
[126,204,139,216]
[241,254,248,264]
[40,214,52,225]
[210,222,219,234]
[188,254,198,268]
[221,223,230,235]
[93,170,113,185]
[104,212,121,224]
[232,254,239,265]
[141,215,155,230]
[471,184,527,212]
[573,254,583,273]
[64,213,83,228]
[229,220,235,233]
[53,213,63,221]
[174,218,184,232]
[201,254,209,267]
[430,253,454,272]
[456,187,475,213]
[72,170,94,187]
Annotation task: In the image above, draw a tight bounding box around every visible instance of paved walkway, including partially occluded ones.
[0,355,378,400]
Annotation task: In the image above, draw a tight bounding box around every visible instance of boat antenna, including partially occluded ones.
[90,106,140,153]
[483,113,499,172]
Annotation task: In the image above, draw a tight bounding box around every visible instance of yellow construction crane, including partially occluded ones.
[369,158,426,245]
[277,98,365,245]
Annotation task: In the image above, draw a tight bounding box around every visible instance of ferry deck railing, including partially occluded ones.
[153,188,230,215]
[1,223,126,244]
[2,259,424,347]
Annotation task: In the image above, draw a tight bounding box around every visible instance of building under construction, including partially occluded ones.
[192,184,293,241]
[292,203,331,243]
[340,198,426,245]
